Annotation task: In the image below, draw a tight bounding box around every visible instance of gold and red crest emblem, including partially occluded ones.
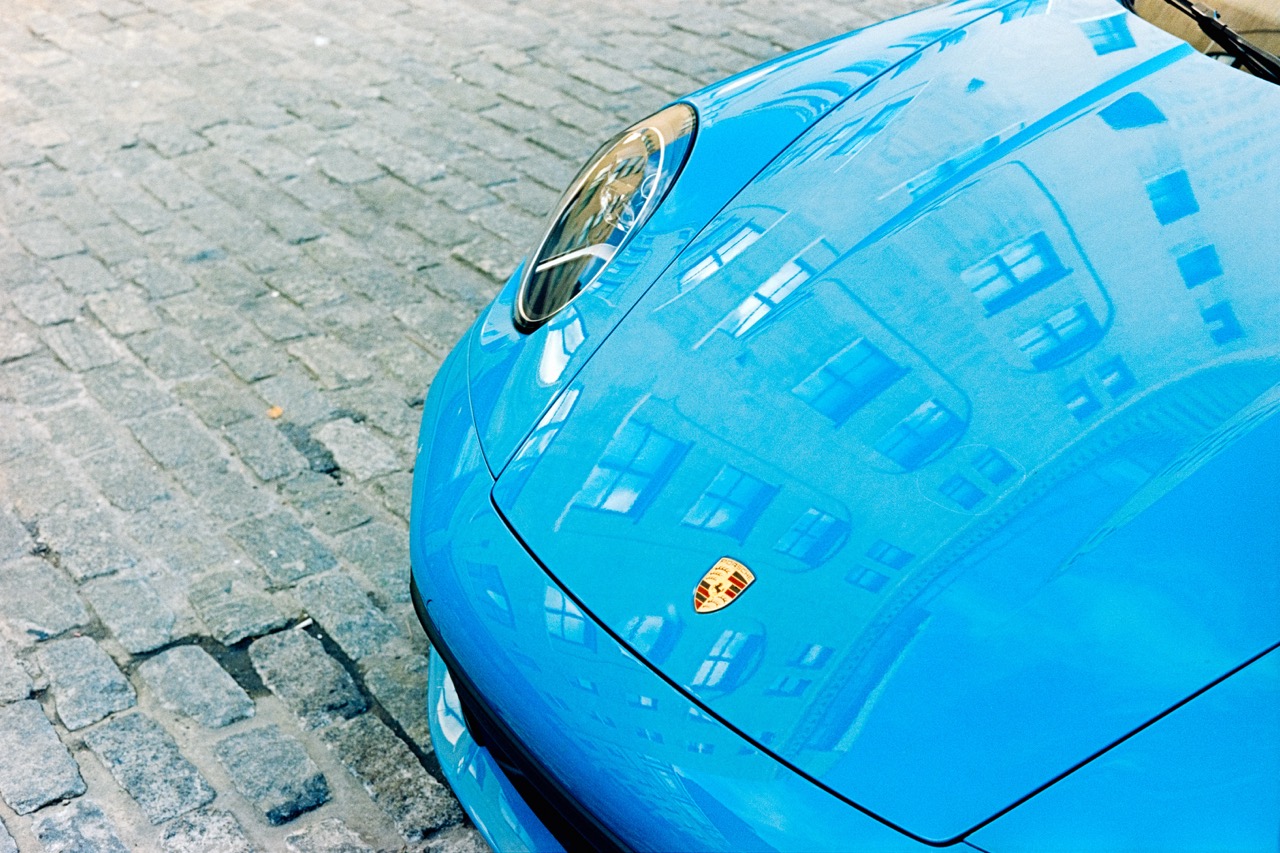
[693,557,755,614]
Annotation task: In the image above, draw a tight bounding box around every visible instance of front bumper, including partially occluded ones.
[408,332,926,853]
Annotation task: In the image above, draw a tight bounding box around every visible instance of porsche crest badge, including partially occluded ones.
[694,557,755,614]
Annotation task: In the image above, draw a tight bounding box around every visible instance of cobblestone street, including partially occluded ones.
[0,0,928,849]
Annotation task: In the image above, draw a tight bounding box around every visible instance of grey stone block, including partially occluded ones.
[287,337,372,389]
[130,408,222,470]
[285,817,374,853]
[187,571,288,645]
[12,219,84,259]
[338,522,410,604]
[223,417,309,481]
[0,318,41,365]
[84,713,215,824]
[37,635,136,730]
[0,509,31,562]
[0,700,86,814]
[0,640,32,704]
[321,714,463,841]
[287,477,373,535]
[295,573,407,661]
[42,321,123,371]
[32,799,128,853]
[230,511,336,587]
[82,446,172,511]
[175,370,261,428]
[162,809,256,853]
[137,645,254,728]
[0,556,89,642]
[253,371,336,427]
[425,826,493,853]
[83,361,173,419]
[9,280,82,326]
[128,327,215,379]
[314,418,401,482]
[0,355,82,408]
[86,288,161,336]
[249,629,366,728]
[48,253,117,293]
[83,576,176,653]
[36,505,139,582]
[361,654,432,750]
[215,725,330,825]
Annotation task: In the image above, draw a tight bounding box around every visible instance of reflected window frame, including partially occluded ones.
[683,464,777,540]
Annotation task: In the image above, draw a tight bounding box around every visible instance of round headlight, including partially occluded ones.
[514,103,697,332]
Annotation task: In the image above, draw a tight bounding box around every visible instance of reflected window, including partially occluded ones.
[467,563,513,627]
[684,465,775,539]
[1063,380,1102,421]
[939,474,986,510]
[577,420,685,516]
[575,677,598,693]
[1146,170,1199,225]
[866,539,914,569]
[1202,301,1244,344]
[590,711,616,728]
[680,223,762,288]
[544,587,594,648]
[850,568,889,592]
[691,629,761,691]
[791,643,833,668]
[794,338,906,423]
[973,448,1016,484]
[637,728,664,744]
[1098,356,1136,397]
[766,675,812,697]
[1098,92,1166,129]
[774,508,848,566]
[1079,14,1135,55]
[687,742,716,755]
[1177,245,1222,289]
[1015,303,1102,369]
[629,695,657,710]
[875,399,965,470]
[722,260,811,337]
[963,232,1068,316]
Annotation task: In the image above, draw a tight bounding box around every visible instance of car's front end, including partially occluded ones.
[409,0,1280,849]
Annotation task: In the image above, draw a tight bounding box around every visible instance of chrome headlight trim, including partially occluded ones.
[514,103,697,333]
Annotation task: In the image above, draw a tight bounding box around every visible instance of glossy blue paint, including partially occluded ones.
[411,0,1280,848]
[969,648,1280,851]
[411,347,927,852]
[465,0,1033,476]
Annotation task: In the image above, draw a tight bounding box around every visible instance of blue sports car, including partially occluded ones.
[408,0,1280,849]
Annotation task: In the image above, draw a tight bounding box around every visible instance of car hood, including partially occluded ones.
[492,0,1280,843]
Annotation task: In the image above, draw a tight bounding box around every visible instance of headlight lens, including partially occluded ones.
[514,103,697,332]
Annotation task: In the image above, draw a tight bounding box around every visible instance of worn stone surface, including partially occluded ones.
[187,570,289,644]
[32,799,128,853]
[314,418,401,482]
[249,629,366,728]
[295,573,407,661]
[216,725,330,826]
[162,809,256,853]
[137,645,255,728]
[322,714,463,841]
[230,512,336,587]
[285,817,374,853]
[0,817,14,853]
[0,700,85,814]
[37,635,136,731]
[426,825,493,853]
[0,641,32,704]
[84,712,216,824]
[0,556,88,642]
[83,575,176,653]
[361,654,433,750]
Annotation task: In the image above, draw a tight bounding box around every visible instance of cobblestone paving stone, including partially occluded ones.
[0,0,930,849]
